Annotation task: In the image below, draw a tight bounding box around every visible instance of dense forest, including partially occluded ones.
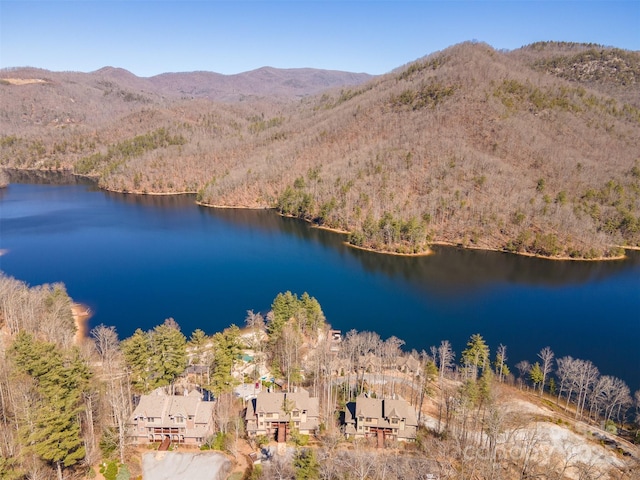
[0,277,638,479]
[2,41,639,258]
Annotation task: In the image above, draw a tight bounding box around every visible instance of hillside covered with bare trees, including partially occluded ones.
[2,41,639,258]
[1,279,639,479]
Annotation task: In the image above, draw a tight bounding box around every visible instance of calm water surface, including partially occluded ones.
[1,175,639,391]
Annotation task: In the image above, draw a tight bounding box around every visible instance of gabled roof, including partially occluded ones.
[386,407,401,419]
[255,391,286,414]
[248,388,319,420]
[385,398,418,426]
[351,395,418,426]
[286,388,309,410]
[130,391,213,425]
[287,388,319,416]
[397,355,421,371]
[194,399,214,424]
[168,396,200,417]
[132,394,168,420]
[355,396,382,418]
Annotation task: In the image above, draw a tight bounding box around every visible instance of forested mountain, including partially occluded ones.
[2,41,639,258]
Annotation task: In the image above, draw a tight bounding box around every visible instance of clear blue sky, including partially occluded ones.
[1,1,638,76]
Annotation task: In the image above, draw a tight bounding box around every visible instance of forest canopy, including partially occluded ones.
[1,42,639,257]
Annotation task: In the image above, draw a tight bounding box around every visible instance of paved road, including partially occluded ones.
[332,372,418,388]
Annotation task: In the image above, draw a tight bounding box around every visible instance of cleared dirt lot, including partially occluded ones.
[142,451,231,480]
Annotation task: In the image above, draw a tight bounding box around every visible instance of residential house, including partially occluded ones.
[396,354,421,376]
[129,389,214,446]
[328,329,342,353]
[344,394,418,446]
[245,388,319,442]
[357,352,382,373]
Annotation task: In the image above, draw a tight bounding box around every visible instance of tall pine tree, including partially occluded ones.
[209,325,242,395]
[461,333,490,381]
[11,332,91,480]
[122,319,187,393]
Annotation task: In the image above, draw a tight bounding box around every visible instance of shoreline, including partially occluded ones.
[71,302,92,344]
[343,241,434,257]
[101,185,198,196]
[195,200,269,210]
[5,167,634,262]
[429,241,628,262]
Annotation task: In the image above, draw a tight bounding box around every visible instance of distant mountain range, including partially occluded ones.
[1,65,373,101]
[1,41,639,258]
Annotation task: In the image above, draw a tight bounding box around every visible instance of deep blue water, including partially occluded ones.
[1,176,639,391]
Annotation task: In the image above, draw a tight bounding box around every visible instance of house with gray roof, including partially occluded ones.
[129,389,214,446]
[344,394,418,446]
[245,388,319,442]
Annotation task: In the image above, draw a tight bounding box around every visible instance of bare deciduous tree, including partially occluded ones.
[537,346,555,396]
[91,324,132,463]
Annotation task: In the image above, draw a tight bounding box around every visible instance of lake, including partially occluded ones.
[1,173,639,392]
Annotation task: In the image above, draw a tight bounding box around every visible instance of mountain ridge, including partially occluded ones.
[1,64,374,101]
[1,41,639,259]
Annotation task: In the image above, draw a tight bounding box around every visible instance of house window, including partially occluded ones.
[295,422,300,427]
[391,418,398,424]
[259,413,264,417]
[292,411,299,418]
[175,415,185,423]
[266,413,273,418]
[365,417,372,422]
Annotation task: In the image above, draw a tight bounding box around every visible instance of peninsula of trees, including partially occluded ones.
[1,41,639,258]
[0,276,639,479]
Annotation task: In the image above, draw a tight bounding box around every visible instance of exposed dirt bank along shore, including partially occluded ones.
[71,303,92,344]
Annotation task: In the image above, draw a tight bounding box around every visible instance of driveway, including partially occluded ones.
[142,451,231,480]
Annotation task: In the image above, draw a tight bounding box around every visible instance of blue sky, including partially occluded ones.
[1,1,638,76]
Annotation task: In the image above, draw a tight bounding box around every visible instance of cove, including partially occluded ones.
[1,172,639,392]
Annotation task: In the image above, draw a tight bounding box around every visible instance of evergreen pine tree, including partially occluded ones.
[151,319,187,389]
[121,328,152,392]
[529,362,544,393]
[461,333,490,381]
[209,325,242,395]
[293,448,320,480]
[10,332,90,480]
